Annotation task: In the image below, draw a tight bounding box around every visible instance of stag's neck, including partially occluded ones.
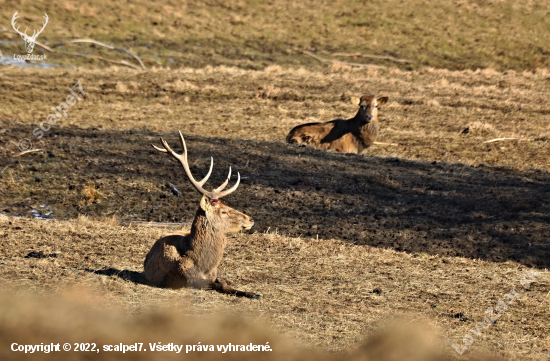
[189,209,226,246]
[188,208,227,272]
[189,207,227,262]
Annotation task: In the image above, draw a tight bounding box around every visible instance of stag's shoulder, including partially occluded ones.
[166,233,193,251]
[149,233,191,256]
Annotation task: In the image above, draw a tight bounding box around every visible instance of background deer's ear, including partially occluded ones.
[351,96,360,106]
[378,97,389,105]
[199,194,211,211]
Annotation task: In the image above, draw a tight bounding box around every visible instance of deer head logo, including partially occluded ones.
[11,11,49,54]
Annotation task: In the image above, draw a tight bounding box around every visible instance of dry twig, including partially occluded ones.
[301,50,382,68]
[118,220,189,228]
[0,26,145,70]
[52,39,146,70]
[56,51,140,69]
[483,137,521,144]
[13,149,43,157]
[327,51,413,64]
[373,141,399,146]
[166,182,181,196]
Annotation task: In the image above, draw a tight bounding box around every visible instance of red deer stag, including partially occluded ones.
[286,94,388,153]
[144,131,260,299]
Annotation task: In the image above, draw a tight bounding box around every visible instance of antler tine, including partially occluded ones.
[151,142,167,153]
[151,134,211,198]
[174,131,213,197]
[12,11,19,24]
[151,137,177,154]
[213,166,232,194]
[152,131,241,200]
[214,171,240,199]
[177,130,213,187]
[175,129,214,186]
[196,157,213,186]
[161,138,177,155]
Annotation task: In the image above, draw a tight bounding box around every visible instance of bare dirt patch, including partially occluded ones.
[0,123,549,269]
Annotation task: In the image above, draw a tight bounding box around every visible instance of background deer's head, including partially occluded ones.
[351,95,389,123]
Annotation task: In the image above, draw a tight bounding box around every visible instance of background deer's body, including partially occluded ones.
[144,132,260,298]
[286,95,388,154]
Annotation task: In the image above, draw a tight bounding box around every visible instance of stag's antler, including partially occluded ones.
[152,131,240,200]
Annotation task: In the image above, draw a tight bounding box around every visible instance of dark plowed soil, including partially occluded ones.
[1,120,549,268]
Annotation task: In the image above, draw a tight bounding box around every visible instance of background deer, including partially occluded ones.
[11,11,49,53]
[286,94,388,154]
[144,131,260,299]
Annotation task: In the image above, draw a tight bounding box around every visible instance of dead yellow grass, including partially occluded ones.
[0,288,473,361]
[1,0,549,70]
[82,181,105,205]
[0,215,547,359]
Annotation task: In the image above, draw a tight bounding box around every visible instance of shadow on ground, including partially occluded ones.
[84,268,148,285]
[1,121,549,268]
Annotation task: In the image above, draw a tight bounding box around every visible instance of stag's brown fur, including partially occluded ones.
[144,195,257,297]
[286,95,388,154]
[144,132,260,298]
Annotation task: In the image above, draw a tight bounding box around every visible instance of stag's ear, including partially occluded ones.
[199,194,212,211]
[351,96,361,106]
[378,97,388,105]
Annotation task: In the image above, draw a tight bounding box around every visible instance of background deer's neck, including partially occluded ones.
[351,107,375,123]
[350,109,379,150]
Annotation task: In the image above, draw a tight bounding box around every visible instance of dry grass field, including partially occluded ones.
[1,0,550,70]
[1,0,549,360]
[0,215,548,360]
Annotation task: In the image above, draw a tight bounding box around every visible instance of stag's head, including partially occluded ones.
[198,195,254,232]
[351,95,388,123]
[152,131,254,233]
[11,11,49,54]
